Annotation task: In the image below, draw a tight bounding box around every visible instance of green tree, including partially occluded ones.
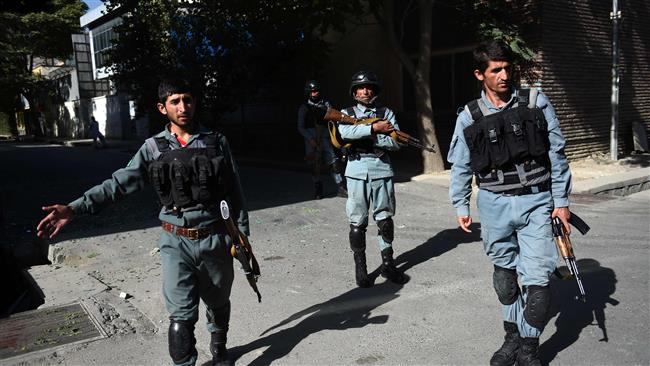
[0,0,87,135]
[366,0,443,173]
[106,0,361,133]
[466,0,539,83]
[362,0,538,173]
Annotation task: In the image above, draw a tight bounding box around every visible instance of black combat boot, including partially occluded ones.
[516,337,542,366]
[207,302,231,366]
[380,248,406,284]
[490,322,520,366]
[314,181,323,199]
[210,331,229,366]
[353,251,371,288]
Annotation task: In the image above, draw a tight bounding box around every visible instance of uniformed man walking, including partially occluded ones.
[37,78,249,366]
[338,70,407,288]
[297,80,347,199]
[448,41,572,366]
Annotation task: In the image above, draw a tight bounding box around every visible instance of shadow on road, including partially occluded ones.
[223,225,481,365]
[540,258,619,365]
[6,141,446,245]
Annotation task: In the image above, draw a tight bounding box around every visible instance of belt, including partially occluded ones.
[501,181,551,196]
[161,221,228,240]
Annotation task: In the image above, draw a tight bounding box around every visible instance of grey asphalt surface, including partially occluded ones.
[1,140,648,365]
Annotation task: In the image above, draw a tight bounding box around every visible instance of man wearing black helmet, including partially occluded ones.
[337,70,407,287]
[297,80,347,199]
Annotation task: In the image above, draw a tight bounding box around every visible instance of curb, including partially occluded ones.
[572,168,650,196]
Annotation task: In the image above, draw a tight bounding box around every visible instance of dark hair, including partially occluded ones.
[473,40,513,73]
[158,78,193,104]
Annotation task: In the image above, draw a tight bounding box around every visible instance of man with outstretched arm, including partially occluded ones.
[38,78,249,366]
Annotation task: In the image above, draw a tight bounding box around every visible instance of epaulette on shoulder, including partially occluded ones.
[465,99,484,121]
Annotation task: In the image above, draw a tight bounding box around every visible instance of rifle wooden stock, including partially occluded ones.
[552,216,587,302]
[219,200,262,303]
[323,107,435,152]
[323,107,357,124]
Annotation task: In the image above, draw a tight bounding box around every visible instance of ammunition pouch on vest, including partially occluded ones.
[148,134,231,210]
[462,90,552,191]
[463,104,549,174]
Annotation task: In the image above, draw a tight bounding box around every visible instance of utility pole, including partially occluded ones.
[610,0,621,161]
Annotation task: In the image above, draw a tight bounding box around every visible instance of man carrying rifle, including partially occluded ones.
[448,41,573,366]
[297,80,347,199]
[37,78,249,366]
[338,70,407,288]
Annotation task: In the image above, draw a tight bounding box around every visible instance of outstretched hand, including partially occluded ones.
[37,205,74,239]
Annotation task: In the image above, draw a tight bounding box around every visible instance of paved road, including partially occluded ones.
[2,141,649,365]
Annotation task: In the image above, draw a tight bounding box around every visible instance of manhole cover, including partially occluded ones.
[0,303,103,360]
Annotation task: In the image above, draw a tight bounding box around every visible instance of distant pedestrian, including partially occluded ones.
[297,80,347,199]
[89,116,106,148]
[38,78,250,366]
[448,40,573,366]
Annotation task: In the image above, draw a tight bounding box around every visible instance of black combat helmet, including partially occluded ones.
[304,80,322,102]
[304,80,320,95]
[349,70,381,98]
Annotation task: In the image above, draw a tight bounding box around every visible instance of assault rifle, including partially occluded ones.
[552,212,590,303]
[323,108,435,152]
[219,200,261,303]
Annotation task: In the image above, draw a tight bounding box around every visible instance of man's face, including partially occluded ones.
[157,92,195,127]
[474,60,511,95]
[354,85,375,104]
[310,90,320,99]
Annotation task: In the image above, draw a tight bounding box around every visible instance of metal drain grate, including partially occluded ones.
[0,302,103,360]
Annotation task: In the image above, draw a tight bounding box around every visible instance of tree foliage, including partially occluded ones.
[461,0,540,82]
[353,0,539,172]
[106,0,362,131]
[0,0,87,134]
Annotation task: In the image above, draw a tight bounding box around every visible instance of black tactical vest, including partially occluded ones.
[303,100,329,129]
[343,106,388,156]
[462,89,551,191]
[146,133,231,211]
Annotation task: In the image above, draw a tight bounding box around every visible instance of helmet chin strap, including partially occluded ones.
[354,95,378,106]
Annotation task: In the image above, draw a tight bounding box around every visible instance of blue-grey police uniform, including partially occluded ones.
[448,88,572,338]
[69,124,249,365]
[297,101,343,185]
[339,104,400,250]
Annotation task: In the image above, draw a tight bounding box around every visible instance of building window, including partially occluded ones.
[92,17,122,69]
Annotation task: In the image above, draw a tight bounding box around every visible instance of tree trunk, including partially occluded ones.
[381,0,445,173]
[413,0,444,173]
